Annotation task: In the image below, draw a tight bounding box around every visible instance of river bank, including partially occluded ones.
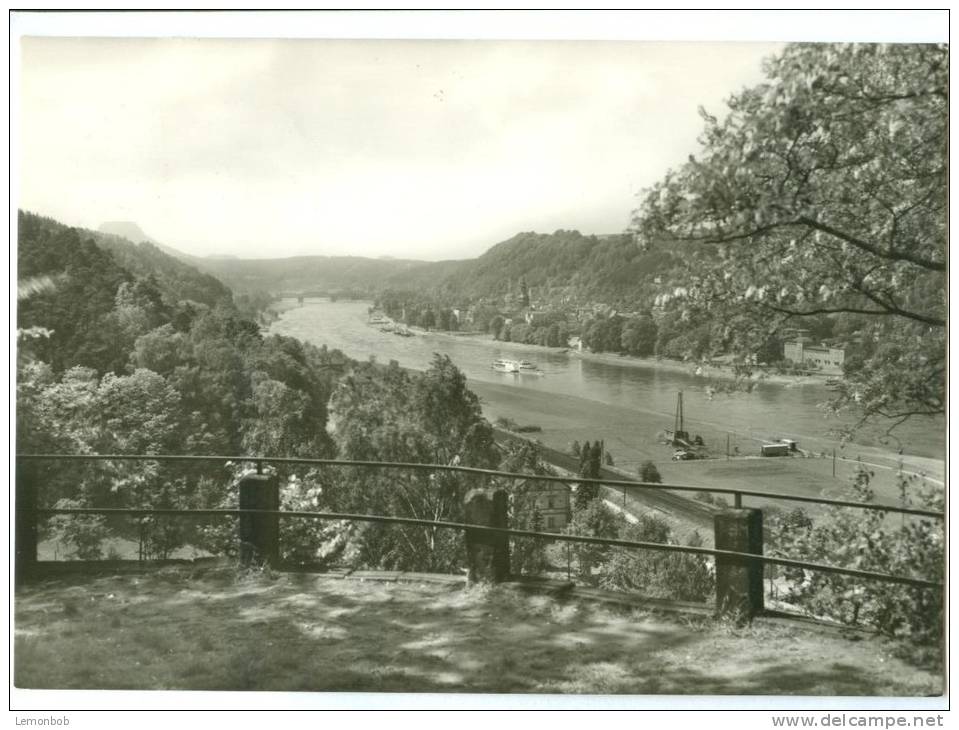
[471,380,943,511]
[413,326,828,387]
[269,298,943,467]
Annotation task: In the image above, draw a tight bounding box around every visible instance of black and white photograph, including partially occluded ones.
[10,9,948,713]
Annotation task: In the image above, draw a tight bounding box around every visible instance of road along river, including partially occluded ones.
[269,298,945,508]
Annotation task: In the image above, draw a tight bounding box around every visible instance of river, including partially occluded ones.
[268,299,945,470]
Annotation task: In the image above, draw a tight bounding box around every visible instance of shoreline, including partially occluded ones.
[414,327,830,387]
[271,300,941,473]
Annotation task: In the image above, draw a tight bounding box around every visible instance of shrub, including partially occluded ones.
[514,424,542,433]
[48,498,108,560]
[771,464,943,644]
[639,461,662,484]
[601,517,714,602]
[564,501,624,585]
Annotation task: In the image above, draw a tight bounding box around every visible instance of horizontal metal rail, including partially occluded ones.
[35,506,943,590]
[17,453,944,519]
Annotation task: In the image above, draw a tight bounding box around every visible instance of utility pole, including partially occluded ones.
[726,434,730,461]
[832,448,836,478]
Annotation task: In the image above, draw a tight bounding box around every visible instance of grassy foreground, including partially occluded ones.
[15,565,941,696]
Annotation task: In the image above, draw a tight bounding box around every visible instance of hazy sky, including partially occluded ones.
[19,37,784,260]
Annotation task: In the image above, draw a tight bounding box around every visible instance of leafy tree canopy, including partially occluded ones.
[631,43,946,433]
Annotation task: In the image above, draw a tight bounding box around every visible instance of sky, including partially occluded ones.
[17,33,785,260]
[13,11,945,262]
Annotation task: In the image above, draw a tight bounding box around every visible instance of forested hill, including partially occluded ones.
[155,228,688,310]
[380,230,688,310]
[17,210,234,372]
[18,209,349,461]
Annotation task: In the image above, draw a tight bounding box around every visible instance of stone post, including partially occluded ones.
[15,461,38,585]
[714,508,764,620]
[464,488,510,584]
[239,473,280,567]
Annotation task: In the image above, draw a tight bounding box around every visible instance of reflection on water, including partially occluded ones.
[269,299,944,460]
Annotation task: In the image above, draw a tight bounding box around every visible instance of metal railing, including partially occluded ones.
[15,453,945,595]
[17,453,946,519]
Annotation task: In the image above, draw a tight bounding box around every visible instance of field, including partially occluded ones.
[473,380,943,518]
[14,565,941,696]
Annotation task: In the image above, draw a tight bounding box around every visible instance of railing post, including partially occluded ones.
[238,472,280,568]
[15,461,38,585]
[714,507,764,621]
[464,488,510,584]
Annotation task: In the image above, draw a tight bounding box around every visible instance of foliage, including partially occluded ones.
[770,463,943,643]
[322,355,498,573]
[575,441,603,509]
[632,43,946,432]
[601,518,714,602]
[47,498,108,560]
[17,211,348,561]
[498,442,560,576]
[564,500,625,585]
[639,461,662,484]
[620,315,658,357]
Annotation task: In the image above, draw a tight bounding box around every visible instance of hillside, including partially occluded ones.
[387,230,686,308]
[17,210,234,372]
[92,219,689,308]
[160,228,689,311]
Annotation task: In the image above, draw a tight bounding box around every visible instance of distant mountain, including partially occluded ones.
[188,255,428,296]
[89,222,688,309]
[98,221,194,261]
[98,220,156,243]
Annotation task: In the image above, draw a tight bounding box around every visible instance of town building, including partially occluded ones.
[516,480,571,531]
[783,338,845,375]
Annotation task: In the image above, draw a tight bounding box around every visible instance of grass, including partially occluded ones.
[14,564,942,695]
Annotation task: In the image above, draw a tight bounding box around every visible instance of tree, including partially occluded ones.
[489,315,505,339]
[575,440,603,509]
[621,315,658,357]
[498,441,556,576]
[639,461,662,484]
[632,43,946,434]
[420,308,436,331]
[438,309,452,331]
[602,516,714,602]
[771,464,943,643]
[325,356,498,572]
[564,500,624,584]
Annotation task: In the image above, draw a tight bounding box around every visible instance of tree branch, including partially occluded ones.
[796,216,946,272]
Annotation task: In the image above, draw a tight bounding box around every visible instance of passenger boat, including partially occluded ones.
[517,360,544,376]
[492,359,520,373]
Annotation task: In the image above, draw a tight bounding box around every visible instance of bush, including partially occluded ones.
[564,501,624,585]
[639,461,662,484]
[48,499,108,560]
[601,517,714,602]
[771,464,944,644]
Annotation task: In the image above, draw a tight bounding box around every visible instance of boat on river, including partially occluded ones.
[518,360,544,376]
[492,359,520,373]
